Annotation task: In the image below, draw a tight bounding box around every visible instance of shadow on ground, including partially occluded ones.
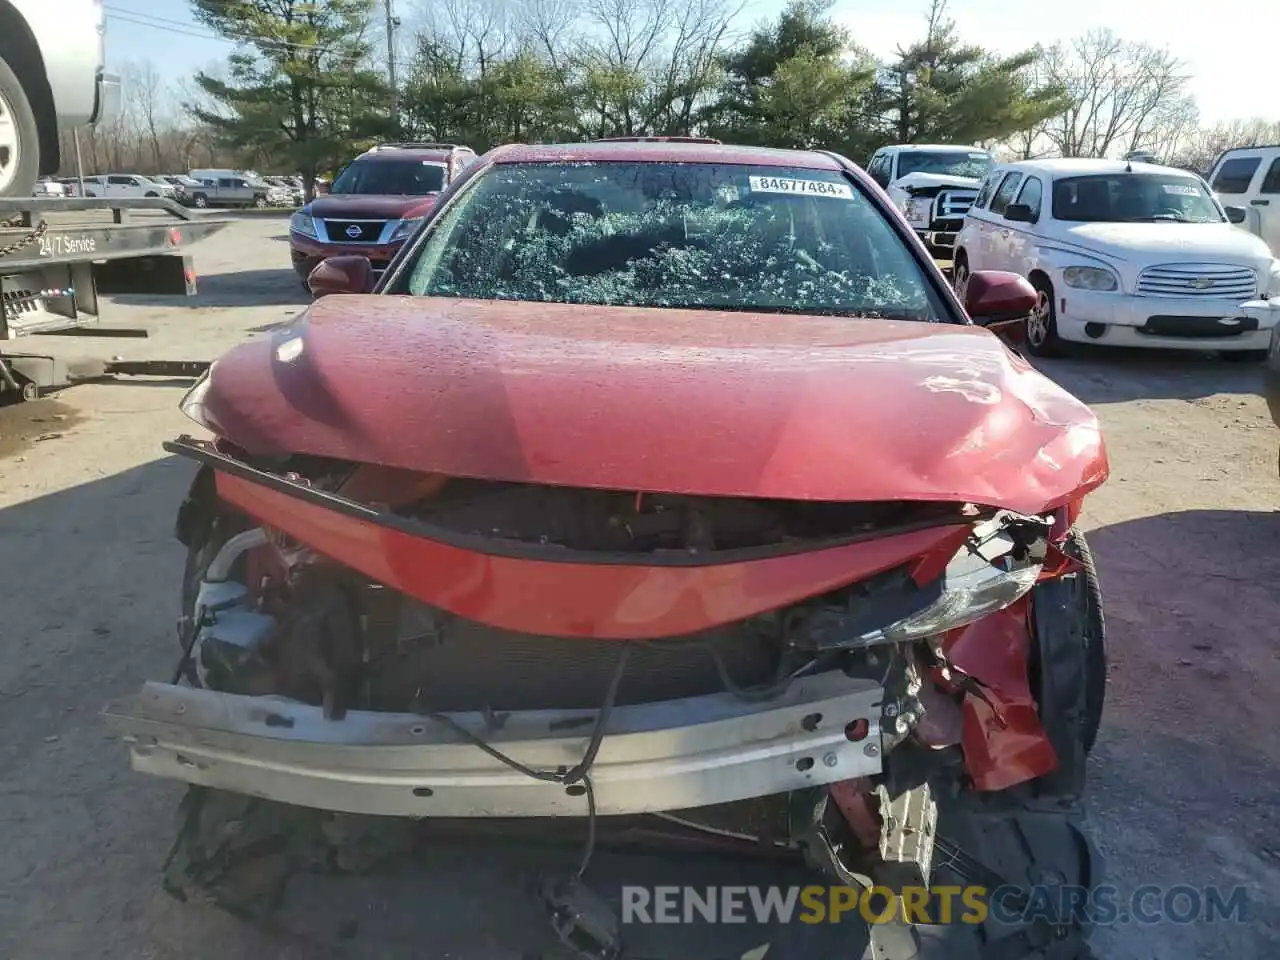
[1078,508,1280,960]
[109,268,309,309]
[1034,348,1266,404]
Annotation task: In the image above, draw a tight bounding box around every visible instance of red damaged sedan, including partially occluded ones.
[107,139,1109,958]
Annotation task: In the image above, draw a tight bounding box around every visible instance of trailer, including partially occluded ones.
[1,197,230,401]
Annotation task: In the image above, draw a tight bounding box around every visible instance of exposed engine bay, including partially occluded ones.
[103,438,1105,960]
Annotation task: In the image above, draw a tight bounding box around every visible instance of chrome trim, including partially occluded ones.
[1135,263,1257,300]
[103,672,885,818]
[314,218,397,244]
[933,189,978,221]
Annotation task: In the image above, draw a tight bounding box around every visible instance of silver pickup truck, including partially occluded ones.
[0,0,120,197]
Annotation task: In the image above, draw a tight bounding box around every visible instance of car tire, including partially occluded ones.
[1220,350,1268,363]
[1024,275,1065,358]
[1064,528,1106,755]
[192,193,208,208]
[145,191,158,197]
[0,57,41,200]
[951,252,970,305]
[254,194,267,208]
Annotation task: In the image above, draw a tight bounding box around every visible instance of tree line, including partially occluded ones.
[63,0,1278,188]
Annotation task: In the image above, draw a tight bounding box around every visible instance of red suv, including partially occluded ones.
[288,142,478,287]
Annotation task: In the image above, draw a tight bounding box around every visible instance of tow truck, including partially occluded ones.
[0,196,228,400]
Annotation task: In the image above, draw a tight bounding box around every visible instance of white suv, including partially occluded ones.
[1207,145,1280,257]
[953,158,1280,359]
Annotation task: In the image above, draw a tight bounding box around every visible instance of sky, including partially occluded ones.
[102,0,1275,126]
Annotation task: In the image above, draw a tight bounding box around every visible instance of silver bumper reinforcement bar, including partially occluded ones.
[103,671,885,818]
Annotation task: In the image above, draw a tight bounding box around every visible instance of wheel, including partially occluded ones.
[1063,528,1106,755]
[951,253,970,304]
[1025,275,1065,358]
[1220,349,1268,363]
[0,56,41,199]
[20,381,39,402]
[254,194,267,208]
[193,193,208,208]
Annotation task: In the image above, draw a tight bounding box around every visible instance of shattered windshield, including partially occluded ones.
[1051,174,1224,223]
[331,159,447,196]
[896,151,993,180]
[398,162,938,318]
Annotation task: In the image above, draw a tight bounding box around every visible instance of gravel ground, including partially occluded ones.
[1,218,1277,959]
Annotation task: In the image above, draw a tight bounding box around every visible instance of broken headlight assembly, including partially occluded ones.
[179,364,214,429]
[798,511,1052,651]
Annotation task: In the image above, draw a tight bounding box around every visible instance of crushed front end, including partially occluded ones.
[105,434,1104,959]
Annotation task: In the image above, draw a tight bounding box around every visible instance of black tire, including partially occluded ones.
[0,57,41,199]
[951,252,970,305]
[1064,528,1106,755]
[254,194,267,208]
[1024,274,1065,358]
[1220,349,1268,363]
[192,193,208,208]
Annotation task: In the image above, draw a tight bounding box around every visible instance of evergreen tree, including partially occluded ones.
[188,0,391,192]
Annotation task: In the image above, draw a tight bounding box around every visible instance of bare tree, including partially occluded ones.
[133,60,170,170]
[1039,30,1191,158]
[1172,118,1280,175]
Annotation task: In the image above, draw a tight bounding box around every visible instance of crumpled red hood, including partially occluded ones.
[190,297,1108,514]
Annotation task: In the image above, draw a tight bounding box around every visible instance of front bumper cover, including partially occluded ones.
[103,670,885,818]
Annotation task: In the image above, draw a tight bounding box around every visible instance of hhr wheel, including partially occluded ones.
[0,58,40,199]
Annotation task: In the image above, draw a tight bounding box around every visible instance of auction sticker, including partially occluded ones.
[1162,183,1200,196]
[748,176,853,199]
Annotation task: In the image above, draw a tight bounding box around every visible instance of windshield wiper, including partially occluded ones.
[1124,214,1188,222]
[662,304,936,321]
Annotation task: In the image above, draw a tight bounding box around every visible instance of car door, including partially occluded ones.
[982,171,1025,272]
[1004,175,1043,274]
[105,175,132,198]
[1210,154,1263,207]
[1256,156,1280,255]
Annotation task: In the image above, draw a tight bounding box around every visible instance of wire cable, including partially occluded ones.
[412,641,631,878]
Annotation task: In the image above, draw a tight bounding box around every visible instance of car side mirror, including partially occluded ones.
[308,255,373,297]
[1004,203,1035,223]
[964,270,1039,345]
[1223,205,1247,224]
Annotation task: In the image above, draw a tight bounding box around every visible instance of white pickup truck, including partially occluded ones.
[865,144,996,257]
[1,0,120,198]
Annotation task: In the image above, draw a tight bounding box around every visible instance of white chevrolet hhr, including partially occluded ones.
[952,158,1280,359]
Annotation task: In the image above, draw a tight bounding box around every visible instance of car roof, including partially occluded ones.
[888,143,987,153]
[486,141,844,169]
[1002,157,1194,178]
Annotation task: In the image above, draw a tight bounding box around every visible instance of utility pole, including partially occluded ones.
[384,0,399,128]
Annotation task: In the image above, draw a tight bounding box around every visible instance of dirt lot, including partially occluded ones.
[1,218,1278,959]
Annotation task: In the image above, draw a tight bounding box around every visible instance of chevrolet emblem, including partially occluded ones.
[1191,277,1213,289]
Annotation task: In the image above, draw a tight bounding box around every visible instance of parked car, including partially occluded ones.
[0,0,120,198]
[60,175,103,196]
[287,142,478,287]
[260,175,304,206]
[184,172,283,208]
[94,173,177,199]
[865,144,995,257]
[1207,144,1280,256]
[107,139,1108,960]
[33,176,66,197]
[156,174,205,203]
[953,157,1280,358]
